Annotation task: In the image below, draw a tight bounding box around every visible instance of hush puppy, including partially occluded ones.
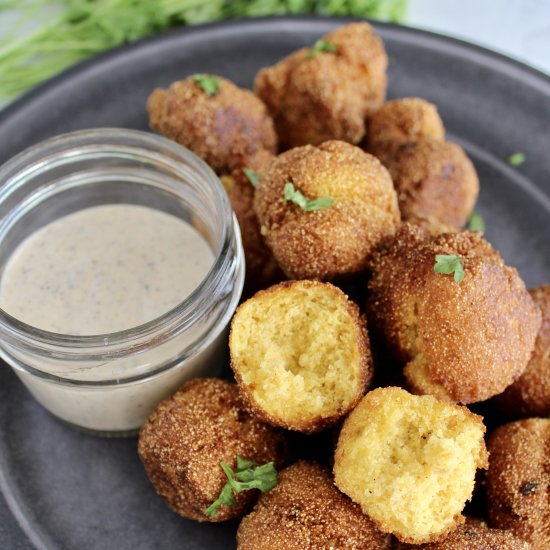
[237,461,390,550]
[138,378,286,522]
[147,74,277,175]
[487,418,549,550]
[367,224,541,404]
[226,150,284,294]
[386,139,479,231]
[395,517,531,549]
[255,22,387,149]
[495,284,550,418]
[254,140,400,280]
[367,98,445,165]
[333,387,488,544]
[230,280,372,433]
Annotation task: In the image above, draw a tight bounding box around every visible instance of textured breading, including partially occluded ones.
[395,517,531,549]
[333,387,488,544]
[138,378,286,522]
[147,75,277,175]
[255,22,387,149]
[367,224,541,403]
[486,418,549,550]
[494,285,550,417]
[237,461,391,550]
[226,150,284,295]
[385,140,479,231]
[366,97,445,166]
[254,140,400,280]
[230,280,372,433]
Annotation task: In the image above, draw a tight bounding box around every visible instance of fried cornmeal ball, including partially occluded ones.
[226,150,284,294]
[333,387,488,544]
[395,517,531,549]
[255,22,387,149]
[487,418,549,549]
[495,285,550,418]
[229,280,372,433]
[367,224,541,404]
[137,378,286,522]
[147,75,277,175]
[385,139,479,231]
[366,98,445,166]
[254,140,400,280]
[237,461,391,550]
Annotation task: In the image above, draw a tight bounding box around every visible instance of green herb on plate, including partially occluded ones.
[192,74,220,95]
[466,211,485,233]
[508,152,525,166]
[284,182,334,211]
[203,456,278,518]
[243,167,259,188]
[434,254,465,284]
[307,39,337,59]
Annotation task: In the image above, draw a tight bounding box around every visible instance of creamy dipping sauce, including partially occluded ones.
[0,204,214,334]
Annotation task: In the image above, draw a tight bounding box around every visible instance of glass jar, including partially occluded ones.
[0,128,245,436]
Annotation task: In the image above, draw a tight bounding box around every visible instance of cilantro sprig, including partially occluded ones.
[192,74,221,96]
[243,168,259,188]
[307,39,337,59]
[203,456,278,518]
[466,211,485,233]
[284,182,334,211]
[508,152,525,166]
[434,254,465,284]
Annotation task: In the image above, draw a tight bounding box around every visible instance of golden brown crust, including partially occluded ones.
[395,517,532,549]
[385,140,479,231]
[366,97,445,166]
[254,140,400,280]
[230,280,372,433]
[486,418,550,550]
[237,461,391,550]
[255,22,387,149]
[147,75,277,175]
[494,285,550,418]
[367,224,541,404]
[227,150,285,295]
[137,378,286,522]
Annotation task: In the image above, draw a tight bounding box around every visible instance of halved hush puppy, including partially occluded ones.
[147,74,277,175]
[229,280,372,433]
[254,140,400,280]
[366,97,445,166]
[487,418,550,549]
[386,139,479,232]
[367,224,541,404]
[138,378,286,522]
[494,284,550,418]
[395,517,531,549]
[334,387,488,544]
[255,22,387,149]
[237,461,391,550]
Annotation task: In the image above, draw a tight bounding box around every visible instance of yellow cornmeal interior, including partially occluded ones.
[231,285,363,424]
[334,387,486,542]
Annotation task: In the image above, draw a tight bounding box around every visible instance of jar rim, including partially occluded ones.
[0,128,238,351]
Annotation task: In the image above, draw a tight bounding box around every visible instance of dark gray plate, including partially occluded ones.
[0,16,549,550]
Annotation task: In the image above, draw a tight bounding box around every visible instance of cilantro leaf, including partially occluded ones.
[466,211,485,233]
[508,152,525,166]
[203,457,278,518]
[243,168,259,188]
[434,254,465,284]
[191,74,221,96]
[307,39,337,59]
[284,182,334,211]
